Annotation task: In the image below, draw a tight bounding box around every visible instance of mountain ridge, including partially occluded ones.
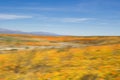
[0,28,59,36]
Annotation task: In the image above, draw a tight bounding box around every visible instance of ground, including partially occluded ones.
[0,34,120,80]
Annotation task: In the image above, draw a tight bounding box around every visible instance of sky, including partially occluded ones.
[0,0,120,36]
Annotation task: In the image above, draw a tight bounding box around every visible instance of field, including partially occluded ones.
[0,34,120,80]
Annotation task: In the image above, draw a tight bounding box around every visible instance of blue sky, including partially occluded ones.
[0,0,120,36]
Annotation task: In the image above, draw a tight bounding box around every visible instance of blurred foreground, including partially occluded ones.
[0,34,120,80]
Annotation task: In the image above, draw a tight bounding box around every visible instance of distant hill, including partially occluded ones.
[0,28,59,36]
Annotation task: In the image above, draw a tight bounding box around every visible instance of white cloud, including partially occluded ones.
[0,13,93,23]
[41,17,93,23]
[58,18,92,23]
[0,14,32,20]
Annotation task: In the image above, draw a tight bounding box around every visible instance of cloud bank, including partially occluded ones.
[0,14,32,20]
[40,16,93,23]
